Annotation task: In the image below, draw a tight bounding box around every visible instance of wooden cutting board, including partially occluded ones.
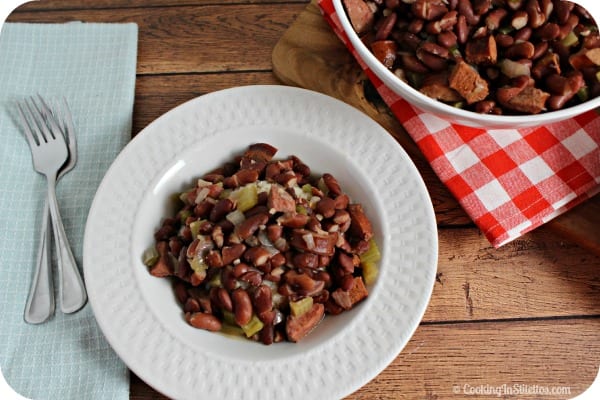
[272,0,600,256]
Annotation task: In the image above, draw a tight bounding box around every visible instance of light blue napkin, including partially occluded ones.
[0,22,137,400]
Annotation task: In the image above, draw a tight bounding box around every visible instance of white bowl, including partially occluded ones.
[84,85,438,400]
[332,0,600,129]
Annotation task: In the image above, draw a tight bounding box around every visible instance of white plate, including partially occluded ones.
[83,85,438,400]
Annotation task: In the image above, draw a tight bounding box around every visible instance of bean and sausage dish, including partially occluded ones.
[143,143,380,344]
[343,0,600,114]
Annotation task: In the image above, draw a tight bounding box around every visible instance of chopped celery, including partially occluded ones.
[189,219,205,238]
[449,45,461,59]
[219,188,232,200]
[362,260,379,286]
[205,272,222,288]
[142,246,159,267]
[360,239,381,264]
[296,204,308,215]
[577,87,589,102]
[220,323,244,337]
[561,31,579,47]
[302,183,313,193]
[289,297,313,317]
[179,209,192,225]
[498,25,514,35]
[189,256,208,274]
[596,70,600,82]
[222,310,236,325]
[231,184,258,212]
[405,70,424,88]
[241,314,264,337]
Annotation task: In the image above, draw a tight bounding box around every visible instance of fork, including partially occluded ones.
[18,97,87,320]
[22,97,80,323]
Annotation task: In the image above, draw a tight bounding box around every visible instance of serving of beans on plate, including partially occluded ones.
[343,0,600,114]
[143,143,380,344]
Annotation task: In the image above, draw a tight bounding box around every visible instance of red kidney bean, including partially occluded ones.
[217,287,233,312]
[209,198,234,222]
[514,27,533,42]
[253,285,273,315]
[504,41,535,59]
[188,312,222,332]
[316,197,336,218]
[232,288,253,327]
[375,11,397,40]
[438,31,458,48]
[240,270,262,286]
[340,275,356,291]
[236,213,269,240]
[455,14,469,44]
[184,298,201,313]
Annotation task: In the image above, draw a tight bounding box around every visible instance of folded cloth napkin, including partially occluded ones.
[319,0,600,247]
[0,22,137,399]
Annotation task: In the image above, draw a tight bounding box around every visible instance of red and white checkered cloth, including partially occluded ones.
[319,0,600,247]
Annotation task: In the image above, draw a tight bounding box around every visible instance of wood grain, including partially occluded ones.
[271,0,600,256]
[9,3,307,74]
[350,318,600,399]
[17,0,308,11]
[428,228,600,322]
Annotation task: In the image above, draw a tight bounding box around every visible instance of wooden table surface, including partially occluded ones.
[8,1,600,399]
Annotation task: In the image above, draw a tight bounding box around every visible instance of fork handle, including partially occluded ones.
[46,176,87,313]
[24,204,55,324]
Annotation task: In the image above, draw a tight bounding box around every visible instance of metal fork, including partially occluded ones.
[21,97,80,323]
[18,97,87,321]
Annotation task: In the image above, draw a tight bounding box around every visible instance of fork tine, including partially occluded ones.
[30,96,62,142]
[36,95,63,136]
[36,94,58,128]
[59,97,77,156]
[23,98,52,143]
[17,102,41,149]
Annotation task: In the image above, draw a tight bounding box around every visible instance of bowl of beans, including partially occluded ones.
[334,0,600,128]
[84,86,438,399]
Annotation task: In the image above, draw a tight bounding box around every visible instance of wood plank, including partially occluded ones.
[8,3,307,74]
[427,228,600,322]
[545,196,600,257]
[130,318,600,399]
[271,0,600,255]
[16,0,308,11]
[350,318,600,399]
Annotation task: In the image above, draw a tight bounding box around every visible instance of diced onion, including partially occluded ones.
[302,233,315,250]
[226,210,246,226]
[194,187,210,204]
[257,231,278,255]
[498,59,530,79]
[196,179,212,188]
